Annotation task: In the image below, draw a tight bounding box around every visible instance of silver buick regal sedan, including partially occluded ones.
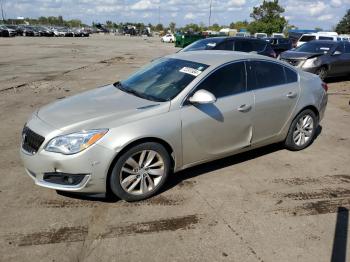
[20,51,328,201]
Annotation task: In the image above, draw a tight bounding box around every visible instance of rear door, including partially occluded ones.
[247,60,300,144]
[330,43,350,75]
[181,61,254,165]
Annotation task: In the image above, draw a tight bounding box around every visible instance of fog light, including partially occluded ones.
[43,173,87,186]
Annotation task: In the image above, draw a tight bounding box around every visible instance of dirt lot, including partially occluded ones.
[0,35,349,262]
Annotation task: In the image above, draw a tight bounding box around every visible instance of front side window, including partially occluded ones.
[119,58,209,102]
[195,62,246,98]
[344,43,350,54]
[335,43,345,53]
[248,61,286,90]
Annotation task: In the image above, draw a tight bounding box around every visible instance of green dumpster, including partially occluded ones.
[175,34,205,48]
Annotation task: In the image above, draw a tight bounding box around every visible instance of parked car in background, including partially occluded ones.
[20,51,328,201]
[279,40,350,80]
[181,37,277,58]
[0,26,9,37]
[161,34,175,43]
[19,25,35,36]
[254,33,268,39]
[297,32,338,47]
[266,37,293,56]
[0,25,16,37]
[5,25,22,36]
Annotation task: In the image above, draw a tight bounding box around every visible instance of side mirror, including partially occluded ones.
[189,89,216,104]
[333,50,342,56]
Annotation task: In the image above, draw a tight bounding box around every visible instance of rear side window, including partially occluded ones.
[234,40,254,52]
[196,62,246,98]
[247,61,287,90]
[300,35,316,42]
[284,67,298,83]
[319,36,333,40]
[215,40,234,51]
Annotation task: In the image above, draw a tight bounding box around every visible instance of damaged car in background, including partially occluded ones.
[279,40,350,80]
[20,51,328,202]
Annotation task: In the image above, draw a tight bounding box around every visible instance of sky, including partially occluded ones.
[2,0,350,30]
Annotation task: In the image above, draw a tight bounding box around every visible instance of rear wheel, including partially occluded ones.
[109,142,171,202]
[285,109,317,151]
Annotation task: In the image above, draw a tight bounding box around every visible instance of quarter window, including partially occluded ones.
[196,62,246,98]
[284,67,298,83]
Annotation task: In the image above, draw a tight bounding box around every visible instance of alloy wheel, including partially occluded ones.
[119,150,165,195]
[293,114,314,146]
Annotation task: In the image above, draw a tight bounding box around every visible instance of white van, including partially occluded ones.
[254,33,267,39]
[296,32,339,47]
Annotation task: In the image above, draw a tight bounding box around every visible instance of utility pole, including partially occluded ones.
[158,5,160,25]
[0,0,5,22]
[208,0,212,28]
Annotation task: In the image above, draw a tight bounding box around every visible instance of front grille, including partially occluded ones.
[281,58,303,67]
[22,126,45,154]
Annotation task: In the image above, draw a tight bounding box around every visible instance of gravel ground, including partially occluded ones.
[0,34,349,262]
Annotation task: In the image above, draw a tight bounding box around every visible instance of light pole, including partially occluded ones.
[208,0,212,28]
[0,0,5,22]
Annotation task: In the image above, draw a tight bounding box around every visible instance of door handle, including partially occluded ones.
[287,92,297,98]
[237,104,252,112]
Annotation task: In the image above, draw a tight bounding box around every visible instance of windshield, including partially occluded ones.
[118,58,209,102]
[181,38,224,52]
[295,42,335,54]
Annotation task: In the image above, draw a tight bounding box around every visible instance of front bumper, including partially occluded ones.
[20,122,117,193]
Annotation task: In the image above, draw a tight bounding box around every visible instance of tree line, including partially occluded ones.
[2,0,349,34]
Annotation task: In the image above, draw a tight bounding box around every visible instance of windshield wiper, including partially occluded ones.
[114,82,165,102]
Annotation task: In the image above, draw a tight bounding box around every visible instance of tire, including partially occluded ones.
[316,66,328,81]
[285,109,318,151]
[109,142,171,202]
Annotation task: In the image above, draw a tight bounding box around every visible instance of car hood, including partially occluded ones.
[37,84,170,131]
[280,51,324,60]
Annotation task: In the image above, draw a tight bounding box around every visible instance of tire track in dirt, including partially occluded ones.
[271,174,350,216]
[0,55,136,93]
[6,214,201,247]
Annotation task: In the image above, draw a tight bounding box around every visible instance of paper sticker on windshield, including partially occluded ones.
[180,67,203,77]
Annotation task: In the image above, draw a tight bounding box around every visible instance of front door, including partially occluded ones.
[181,61,254,166]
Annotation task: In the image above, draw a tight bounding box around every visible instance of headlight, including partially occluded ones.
[302,57,318,68]
[45,129,108,155]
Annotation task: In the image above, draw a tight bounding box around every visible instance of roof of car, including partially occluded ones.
[166,50,275,67]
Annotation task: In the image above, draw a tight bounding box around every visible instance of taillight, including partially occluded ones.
[322,82,328,92]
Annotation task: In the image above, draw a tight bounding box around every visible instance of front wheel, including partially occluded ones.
[109,142,171,202]
[285,109,317,151]
[316,66,328,81]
